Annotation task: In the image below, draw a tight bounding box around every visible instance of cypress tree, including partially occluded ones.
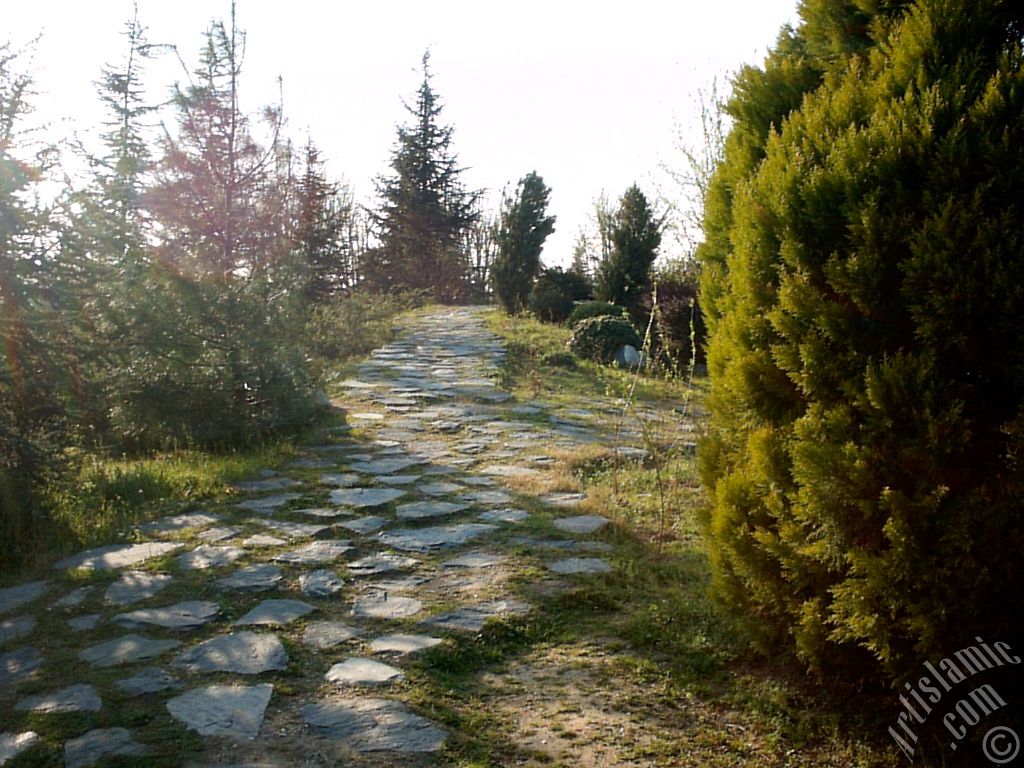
[595,184,661,318]
[491,171,556,313]
[697,0,1024,685]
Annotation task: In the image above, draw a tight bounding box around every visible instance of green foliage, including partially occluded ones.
[367,52,480,302]
[491,171,556,313]
[595,185,662,319]
[569,316,641,364]
[306,289,428,363]
[642,263,707,368]
[698,0,1024,685]
[529,267,587,323]
[567,301,629,326]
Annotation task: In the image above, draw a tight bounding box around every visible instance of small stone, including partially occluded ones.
[348,552,419,576]
[255,519,331,540]
[273,540,352,565]
[349,458,419,475]
[442,551,504,569]
[53,585,92,609]
[104,571,173,605]
[79,634,181,667]
[198,525,242,543]
[541,492,587,508]
[370,633,442,655]
[302,698,445,752]
[380,524,497,553]
[65,727,145,768]
[422,600,530,633]
[320,473,361,487]
[352,592,423,620]
[114,667,183,696]
[218,563,283,591]
[461,490,513,506]
[547,557,613,575]
[329,487,406,508]
[418,482,464,496]
[480,464,541,479]
[302,621,362,650]
[173,632,288,674]
[325,658,404,686]
[0,646,43,688]
[241,534,286,548]
[337,516,388,535]
[552,514,610,534]
[67,614,102,631]
[176,545,245,570]
[236,493,302,514]
[232,477,297,492]
[298,569,344,597]
[0,617,36,646]
[395,500,470,520]
[54,542,180,571]
[167,683,273,740]
[374,474,420,485]
[235,599,314,627]
[114,600,220,631]
[138,511,220,535]
[479,508,530,524]
[292,506,348,519]
[15,683,101,713]
[0,732,39,764]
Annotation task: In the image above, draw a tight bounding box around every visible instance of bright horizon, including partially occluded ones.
[7,0,800,265]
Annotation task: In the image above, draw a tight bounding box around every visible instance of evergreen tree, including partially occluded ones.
[490,171,555,313]
[368,52,479,302]
[595,184,661,318]
[697,0,1024,689]
[295,138,353,301]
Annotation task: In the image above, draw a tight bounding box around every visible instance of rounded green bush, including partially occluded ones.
[566,301,628,327]
[568,316,641,363]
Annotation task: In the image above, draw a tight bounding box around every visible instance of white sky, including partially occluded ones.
[7,0,800,265]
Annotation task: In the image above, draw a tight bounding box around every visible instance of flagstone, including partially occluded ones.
[302,621,362,650]
[177,545,245,570]
[235,599,314,627]
[370,633,443,655]
[79,634,181,667]
[325,657,404,686]
[173,632,288,674]
[236,493,303,513]
[55,542,180,571]
[329,487,406,508]
[352,592,423,620]
[273,540,352,565]
[380,524,498,553]
[167,684,273,740]
[552,514,610,534]
[336,515,388,535]
[0,646,43,688]
[67,614,102,631]
[347,552,419,576]
[0,732,39,765]
[0,617,36,646]
[298,569,344,597]
[16,683,101,713]
[254,519,331,540]
[547,557,614,575]
[104,571,173,605]
[218,563,283,591]
[115,667,183,696]
[139,511,220,535]
[301,698,445,752]
[114,600,220,631]
[395,500,470,520]
[64,727,145,768]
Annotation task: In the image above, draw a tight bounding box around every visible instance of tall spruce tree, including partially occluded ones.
[296,138,354,301]
[491,171,555,313]
[595,184,661,318]
[368,52,479,302]
[697,0,1024,692]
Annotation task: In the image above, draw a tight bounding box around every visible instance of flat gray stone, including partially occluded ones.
[0,616,36,646]
[395,500,470,520]
[329,487,406,508]
[167,684,273,740]
[552,514,610,534]
[325,657,404,686]
[348,552,419,576]
[114,601,220,631]
[176,545,245,570]
[54,542,180,571]
[302,621,362,650]
[541,492,587,508]
[380,524,497,553]
[67,614,101,631]
[422,600,530,633]
[174,632,288,674]
[79,634,181,667]
[198,525,242,543]
[337,516,388,534]
[241,534,287,548]
[273,540,352,564]
[442,551,504,569]
[320,473,361,487]
[370,634,442,655]
[114,667,183,696]
[255,519,331,540]
[236,493,302,514]
[480,464,542,479]
[352,592,423,620]
[218,563,283,591]
[479,508,530,524]
[233,477,297,492]
[349,458,419,475]
[302,698,445,752]
[418,482,464,496]
[374,474,420,485]
[235,599,314,627]
[65,727,145,768]
[0,732,38,763]
[547,557,614,575]
[293,506,349,519]
[104,571,173,605]
[461,489,513,506]
[53,585,92,609]
[138,511,220,535]
[299,569,344,598]
[16,683,101,713]
[0,646,43,688]
[511,536,614,553]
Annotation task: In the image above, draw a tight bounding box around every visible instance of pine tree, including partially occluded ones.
[490,171,555,313]
[368,52,479,302]
[595,184,661,318]
[697,0,1024,687]
[295,138,353,301]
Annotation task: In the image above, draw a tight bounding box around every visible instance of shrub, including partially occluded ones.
[529,267,581,323]
[306,289,427,362]
[569,316,641,364]
[567,301,629,327]
[642,269,706,368]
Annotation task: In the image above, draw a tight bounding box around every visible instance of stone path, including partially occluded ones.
[0,307,643,766]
